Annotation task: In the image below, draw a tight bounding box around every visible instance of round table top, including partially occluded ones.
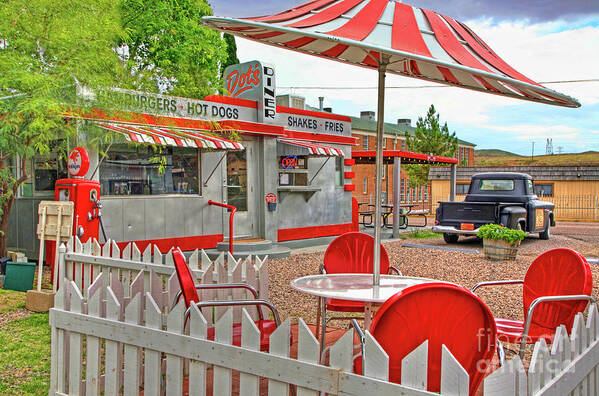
[290,274,439,303]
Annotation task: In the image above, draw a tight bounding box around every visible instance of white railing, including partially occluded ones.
[58,237,269,324]
[48,256,599,395]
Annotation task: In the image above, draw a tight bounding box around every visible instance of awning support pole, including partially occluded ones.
[309,156,331,185]
[392,156,401,238]
[450,163,457,201]
[373,57,389,288]
[203,152,227,187]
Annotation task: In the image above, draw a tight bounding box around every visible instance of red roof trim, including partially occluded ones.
[392,3,432,57]
[277,105,352,122]
[286,0,363,28]
[204,95,258,109]
[325,0,388,41]
[352,150,458,164]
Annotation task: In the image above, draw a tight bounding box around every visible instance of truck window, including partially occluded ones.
[479,179,514,191]
[526,179,534,194]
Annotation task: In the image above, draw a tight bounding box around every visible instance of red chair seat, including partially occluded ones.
[495,318,555,344]
[207,319,278,351]
[353,283,496,395]
[326,298,365,312]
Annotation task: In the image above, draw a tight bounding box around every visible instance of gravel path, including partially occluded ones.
[268,222,599,358]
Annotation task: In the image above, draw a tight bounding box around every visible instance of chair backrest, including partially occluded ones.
[370,283,496,395]
[172,248,200,308]
[523,248,593,334]
[323,232,390,274]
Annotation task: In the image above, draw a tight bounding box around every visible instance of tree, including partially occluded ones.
[403,105,458,187]
[222,34,240,76]
[120,0,231,98]
[0,0,126,257]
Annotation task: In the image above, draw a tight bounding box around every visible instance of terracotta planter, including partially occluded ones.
[483,238,520,261]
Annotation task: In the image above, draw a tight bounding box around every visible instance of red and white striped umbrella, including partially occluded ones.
[203,0,579,108]
[203,0,580,286]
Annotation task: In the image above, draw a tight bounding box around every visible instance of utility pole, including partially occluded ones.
[531,141,535,160]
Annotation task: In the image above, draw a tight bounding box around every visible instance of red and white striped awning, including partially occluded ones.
[203,0,579,108]
[278,138,344,156]
[96,122,244,150]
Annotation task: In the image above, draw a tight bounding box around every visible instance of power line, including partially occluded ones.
[279,79,599,90]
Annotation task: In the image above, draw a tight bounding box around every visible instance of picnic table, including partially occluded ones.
[359,203,428,228]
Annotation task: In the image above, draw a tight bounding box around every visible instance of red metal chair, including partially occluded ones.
[316,232,401,345]
[472,248,595,358]
[172,248,280,351]
[352,283,496,395]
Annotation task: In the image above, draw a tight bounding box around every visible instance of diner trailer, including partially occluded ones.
[7,88,358,258]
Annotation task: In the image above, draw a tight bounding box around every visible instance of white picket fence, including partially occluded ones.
[58,237,269,324]
[48,242,599,395]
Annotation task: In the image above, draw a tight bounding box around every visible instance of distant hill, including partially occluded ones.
[475,151,599,167]
[475,149,521,157]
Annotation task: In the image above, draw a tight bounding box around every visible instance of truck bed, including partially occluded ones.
[436,201,499,227]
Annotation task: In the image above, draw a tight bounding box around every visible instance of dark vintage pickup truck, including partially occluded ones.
[432,172,555,243]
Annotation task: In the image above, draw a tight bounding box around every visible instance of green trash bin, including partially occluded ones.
[3,262,36,292]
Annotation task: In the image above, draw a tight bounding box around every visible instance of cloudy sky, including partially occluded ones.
[210,0,599,155]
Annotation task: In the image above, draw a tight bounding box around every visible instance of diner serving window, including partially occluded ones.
[99,145,199,196]
[479,179,514,191]
[278,155,308,187]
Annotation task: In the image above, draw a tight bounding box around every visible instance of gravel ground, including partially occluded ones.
[268,222,599,359]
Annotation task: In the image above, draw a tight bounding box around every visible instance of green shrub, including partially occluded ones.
[476,224,527,245]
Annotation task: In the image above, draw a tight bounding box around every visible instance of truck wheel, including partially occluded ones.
[443,233,459,243]
[539,224,550,240]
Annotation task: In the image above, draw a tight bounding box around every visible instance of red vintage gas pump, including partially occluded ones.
[46,147,101,273]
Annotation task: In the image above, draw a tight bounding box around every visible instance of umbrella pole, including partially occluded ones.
[373,59,388,287]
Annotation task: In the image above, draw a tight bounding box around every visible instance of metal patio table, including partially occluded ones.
[291,274,441,351]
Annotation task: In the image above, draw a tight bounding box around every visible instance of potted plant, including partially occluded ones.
[477,224,527,260]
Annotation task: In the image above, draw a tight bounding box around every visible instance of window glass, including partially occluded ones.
[227,150,248,211]
[335,157,343,186]
[526,179,534,194]
[400,179,405,201]
[33,154,68,193]
[479,179,514,191]
[456,183,470,195]
[363,135,369,150]
[363,177,368,194]
[534,183,553,197]
[100,145,199,196]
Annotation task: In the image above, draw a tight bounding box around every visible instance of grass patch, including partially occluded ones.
[400,230,442,240]
[0,312,51,395]
[0,289,26,313]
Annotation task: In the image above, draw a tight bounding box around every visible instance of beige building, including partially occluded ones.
[429,166,599,221]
